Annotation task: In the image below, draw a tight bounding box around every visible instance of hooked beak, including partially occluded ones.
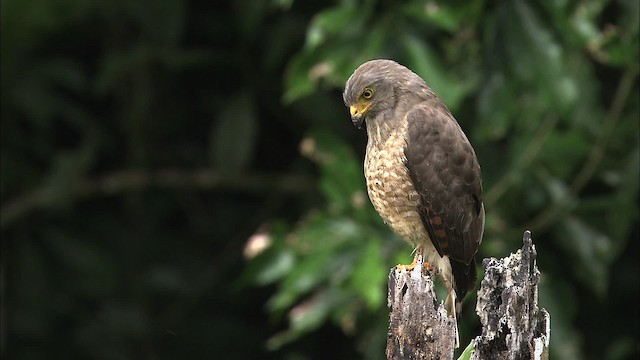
[349,102,372,129]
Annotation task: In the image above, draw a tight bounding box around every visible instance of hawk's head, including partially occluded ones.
[343,59,428,128]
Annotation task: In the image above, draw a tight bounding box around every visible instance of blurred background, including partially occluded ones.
[1,0,638,359]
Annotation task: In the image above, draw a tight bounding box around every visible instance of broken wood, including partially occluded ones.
[472,230,550,360]
[385,231,550,360]
[386,255,456,359]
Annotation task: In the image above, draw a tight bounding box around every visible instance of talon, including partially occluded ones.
[396,263,414,272]
[422,261,434,274]
[396,255,433,275]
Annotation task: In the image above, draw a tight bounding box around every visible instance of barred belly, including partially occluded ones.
[364,125,453,287]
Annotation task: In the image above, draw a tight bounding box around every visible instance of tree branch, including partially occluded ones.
[1,169,315,229]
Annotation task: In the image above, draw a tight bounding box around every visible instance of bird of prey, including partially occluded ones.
[343,59,484,345]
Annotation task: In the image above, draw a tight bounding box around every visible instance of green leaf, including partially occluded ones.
[268,251,332,312]
[402,35,468,110]
[351,237,386,309]
[311,132,366,214]
[513,1,578,111]
[457,339,475,360]
[555,216,614,296]
[400,2,466,32]
[283,14,387,103]
[267,288,341,350]
[254,250,296,286]
[476,72,517,141]
[305,6,360,49]
[538,131,589,178]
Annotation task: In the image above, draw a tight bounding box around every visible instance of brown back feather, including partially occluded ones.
[403,103,484,299]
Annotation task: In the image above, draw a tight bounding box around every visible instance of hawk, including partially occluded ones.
[343,59,484,345]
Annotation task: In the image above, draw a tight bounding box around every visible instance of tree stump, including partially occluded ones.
[386,254,456,360]
[385,231,550,360]
[472,230,550,360]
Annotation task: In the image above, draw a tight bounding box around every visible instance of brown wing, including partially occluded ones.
[403,103,484,297]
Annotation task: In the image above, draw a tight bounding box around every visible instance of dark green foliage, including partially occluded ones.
[1,1,638,360]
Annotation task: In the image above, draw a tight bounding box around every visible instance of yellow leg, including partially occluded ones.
[396,254,434,273]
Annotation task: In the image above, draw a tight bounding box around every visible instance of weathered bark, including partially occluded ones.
[386,231,550,360]
[386,255,456,360]
[472,230,550,360]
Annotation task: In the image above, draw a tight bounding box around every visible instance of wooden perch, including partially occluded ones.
[386,231,550,360]
[472,230,550,360]
[386,254,456,360]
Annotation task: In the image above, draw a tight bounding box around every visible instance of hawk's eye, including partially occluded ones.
[362,88,374,99]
